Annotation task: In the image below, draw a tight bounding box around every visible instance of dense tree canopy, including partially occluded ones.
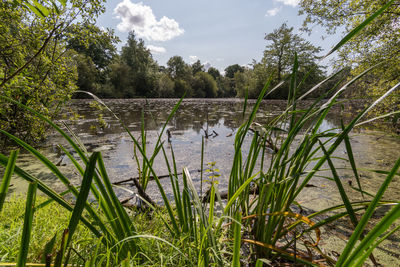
[0,0,106,143]
[235,23,325,99]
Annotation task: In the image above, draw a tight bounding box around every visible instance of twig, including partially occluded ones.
[113,169,202,185]
[132,178,157,208]
[0,24,62,88]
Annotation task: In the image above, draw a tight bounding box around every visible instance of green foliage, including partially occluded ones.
[207,67,221,80]
[191,60,205,75]
[157,73,175,98]
[262,23,324,98]
[299,0,400,127]
[0,195,96,264]
[234,63,271,98]
[67,23,119,98]
[192,72,218,98]
[67,23,119,70]
[118,32,159,97]
[0,0,106,143]
[225,64,245,79]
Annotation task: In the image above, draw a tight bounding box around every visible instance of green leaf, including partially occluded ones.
[66,152,99,247]
[33,0,50,17]
[337,155,400,266]
[0,149,18,212]
[16,182,37,267]
[23,2,45,18]
[42,233,57,264]
[325,0,396,57]
[231,211,242,267]
[58,0,66,7]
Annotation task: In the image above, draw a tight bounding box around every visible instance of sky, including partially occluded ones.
[97,0,342,73]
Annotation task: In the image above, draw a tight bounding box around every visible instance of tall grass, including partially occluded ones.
[0,1,400,265]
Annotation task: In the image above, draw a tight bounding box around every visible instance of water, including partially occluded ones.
[4,98,400,264]
[9,98,400,202]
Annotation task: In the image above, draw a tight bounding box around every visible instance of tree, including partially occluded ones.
[262,23,324,98]
[167,56,191,80]
[119,32,159,97]
[0,0,106,143]
[67,23,119,70]
[223,64,245,97]
[263,23,322,81]
[191,60,204,75]
[107,62,133,98]
[234,62,272,99]
[224,64,244,79]
[167,56,193,97]
[299,0,400,126]
[192,72,218,98]
[157,74,175,98]
[207,67,221,80]
[67,23,119,96]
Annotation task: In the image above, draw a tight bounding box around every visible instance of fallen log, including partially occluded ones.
[113,169,202,185]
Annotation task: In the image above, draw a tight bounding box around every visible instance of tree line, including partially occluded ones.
[71,23,336,100]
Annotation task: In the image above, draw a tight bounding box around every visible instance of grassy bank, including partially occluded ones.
[0,195,222,266]
[0,195,96,265]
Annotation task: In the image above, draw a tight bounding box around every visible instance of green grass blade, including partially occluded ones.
[225,172,259,214]
[42,233,57,264]
[341,120,363,197]
[66,152,99,247]
[295,81,400,201]
[54,229,69,267]
[0,153,103,238]
[337,156,400,266]
[351,210,400,267]
[16,182,37,267]
[200,136,205,205]
[242,87,248,119]
[231,211,242,267]
[318,140,358,227]
[208,185,216,226]
[0,149,18,212]
[97,153,138,242]
[325,0,395,57]
[0,129,76,191]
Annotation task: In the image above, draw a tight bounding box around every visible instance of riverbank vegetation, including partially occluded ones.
[1,0,400,266]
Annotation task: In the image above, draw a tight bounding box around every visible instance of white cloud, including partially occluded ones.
[204,61,212,71]
[266,7,281,17]
[275,0,299,7]
[146,45,166,54]
[189,55,198,63]
[114,0,184,41]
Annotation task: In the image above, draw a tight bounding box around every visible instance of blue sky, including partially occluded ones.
[97,0,342,72]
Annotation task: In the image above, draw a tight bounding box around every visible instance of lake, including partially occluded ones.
[9,98,400,207]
